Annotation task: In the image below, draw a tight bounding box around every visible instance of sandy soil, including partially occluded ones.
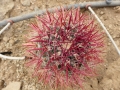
[0,0,120,90]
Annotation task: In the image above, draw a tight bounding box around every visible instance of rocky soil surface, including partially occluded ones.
[0,0,120,90]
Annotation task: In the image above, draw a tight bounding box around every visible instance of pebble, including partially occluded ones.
[30,0,36,5]
[114,6,120,13]
[5,43,11,49]
[108,24,113,29]
[0,80,4,90]
[103,16,108,21]
[100,11,105,15]
[9,39,14,45]
[113,34,117,39]
[2,82,21,90]
[20,0,31,6]
[91,78,98,89]
[108,42,111,46]
[3,37,9,42]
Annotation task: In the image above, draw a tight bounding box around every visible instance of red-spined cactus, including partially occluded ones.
[24,8,104,89]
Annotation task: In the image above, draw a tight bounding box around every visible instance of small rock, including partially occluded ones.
[33,6,40,12]
[91,78,98,89]
[5,43,10,49]
[20,0,31,6]
[114,6,120,13]
[3,37,9,42]
[30,0,36,5]
[108,42,111,46]
[9,39,14,45]
[0,80,5,90]
[113,34,117,39]
[32,86,36,90]
[2,82,21,90]
[6,31,14,37]
[100,11,105,15]
[108,24,112,29]
[103,16,108,21]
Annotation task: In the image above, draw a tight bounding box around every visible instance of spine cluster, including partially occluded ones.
[24,8,104,88]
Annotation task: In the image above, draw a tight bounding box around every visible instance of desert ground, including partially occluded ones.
[0,0,120,90]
